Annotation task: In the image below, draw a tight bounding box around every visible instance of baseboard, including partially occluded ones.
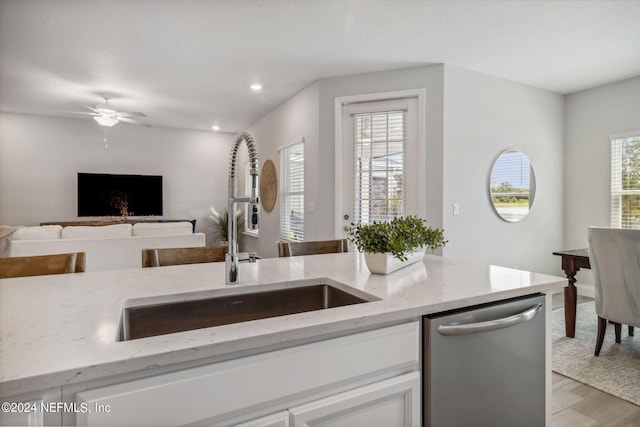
[576,283,595,298]
[544,283,595,298]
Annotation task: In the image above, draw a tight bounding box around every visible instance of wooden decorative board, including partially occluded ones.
[260,159,278,212]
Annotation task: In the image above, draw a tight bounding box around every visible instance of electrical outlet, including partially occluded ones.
[453,203,460,215]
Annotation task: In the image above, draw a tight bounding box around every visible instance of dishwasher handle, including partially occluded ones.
[436,303,543,336]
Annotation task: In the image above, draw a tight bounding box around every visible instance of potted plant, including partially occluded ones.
[209,206,245,245]
[348,216,447,274]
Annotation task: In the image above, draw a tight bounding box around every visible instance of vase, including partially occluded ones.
[363,246,426,274]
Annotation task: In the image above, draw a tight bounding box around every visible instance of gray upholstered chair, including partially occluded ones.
[588,226,640,356]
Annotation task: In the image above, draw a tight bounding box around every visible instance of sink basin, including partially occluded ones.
[117,279,377,341]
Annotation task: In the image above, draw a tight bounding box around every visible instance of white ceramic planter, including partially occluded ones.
[363,246,426,274]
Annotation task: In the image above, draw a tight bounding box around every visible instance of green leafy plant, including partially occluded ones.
[209,207,245,242]
[348,216,447,261]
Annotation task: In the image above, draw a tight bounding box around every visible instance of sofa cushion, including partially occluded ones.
[61,224,133,239]
[132,222,194,237]
[11,225,63,240]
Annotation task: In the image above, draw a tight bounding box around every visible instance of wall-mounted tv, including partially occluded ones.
[78,173,163,217]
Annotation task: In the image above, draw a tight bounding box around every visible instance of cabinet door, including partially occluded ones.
[0,388,62,427]
[232,410,289,427]
[0,400,43,427]
[289,372,420,427]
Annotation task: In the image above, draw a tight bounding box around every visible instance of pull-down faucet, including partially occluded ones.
[226,130,260,284]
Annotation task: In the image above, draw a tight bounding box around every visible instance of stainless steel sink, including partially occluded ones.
[117,279,377,341]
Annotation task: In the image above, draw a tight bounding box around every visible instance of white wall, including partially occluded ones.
[564,76,640,248]
[247,64,567,273]
[563,76,640,287]
[0,112,232,242]
[317,65,446,236]
[6,69,633,276]
[245,82,320,258]
[442,65,565,275]
[247,65,444,258]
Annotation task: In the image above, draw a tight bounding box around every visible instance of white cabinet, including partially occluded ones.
[229,372,419,427]
[74,322,419,426]
[232,411,290,427]
[0,388,62,427]
[0,399,44,427]
[289,372,420,427]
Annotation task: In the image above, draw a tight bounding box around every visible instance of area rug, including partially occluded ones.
[552,301,640,406]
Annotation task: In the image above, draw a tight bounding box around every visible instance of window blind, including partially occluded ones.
[353,110,406,225]
[611,135,640,228]
[280,141,304,241]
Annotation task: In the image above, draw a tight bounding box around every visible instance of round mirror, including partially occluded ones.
[489,149,536,222]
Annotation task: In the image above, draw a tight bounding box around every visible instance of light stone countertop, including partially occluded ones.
[0,253,566,397]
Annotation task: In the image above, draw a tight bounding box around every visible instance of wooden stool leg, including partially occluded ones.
[595,316,607,356]
[614,322,622,343]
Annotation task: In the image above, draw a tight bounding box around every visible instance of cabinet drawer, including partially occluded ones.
[290,372,420,427]
[76,322,419,426]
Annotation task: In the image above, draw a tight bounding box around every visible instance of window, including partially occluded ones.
[611,134,640,228]
[353,110,406,224]
[336,92,421,237]
[280,140,304,241]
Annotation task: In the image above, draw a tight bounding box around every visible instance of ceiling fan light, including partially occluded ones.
[94,115,118,127]
[95,107,117,115]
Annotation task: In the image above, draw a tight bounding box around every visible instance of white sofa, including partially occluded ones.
[4,222,206,272]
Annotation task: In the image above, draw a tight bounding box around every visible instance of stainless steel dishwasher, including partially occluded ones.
[423,293,545,427]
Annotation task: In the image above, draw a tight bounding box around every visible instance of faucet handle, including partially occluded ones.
[248,201,260,230]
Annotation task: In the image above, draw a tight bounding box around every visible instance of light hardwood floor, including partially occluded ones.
[551,293,640,426]
[552,372,640,426]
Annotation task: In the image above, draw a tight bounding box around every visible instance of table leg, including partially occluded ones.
[563,271,577,338]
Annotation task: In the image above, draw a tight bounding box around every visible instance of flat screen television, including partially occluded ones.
[77,173,163,217]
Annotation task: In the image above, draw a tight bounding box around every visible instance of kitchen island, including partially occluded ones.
[0,253,565,426]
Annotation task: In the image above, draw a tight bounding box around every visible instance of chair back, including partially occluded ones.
[588,226,640,327]
[142,245,227,267]
[0,252,86,279]
[278,239,348,257]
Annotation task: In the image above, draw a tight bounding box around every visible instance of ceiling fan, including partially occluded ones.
[68,96,148,127]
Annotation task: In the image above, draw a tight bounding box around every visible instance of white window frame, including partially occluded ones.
[334,89,426,237]
[279,138,305,242]
[610,131,640,229]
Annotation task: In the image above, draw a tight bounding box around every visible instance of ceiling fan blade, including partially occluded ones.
[118,111,147,118]
[118,116,151,127]
[58,111,99,116]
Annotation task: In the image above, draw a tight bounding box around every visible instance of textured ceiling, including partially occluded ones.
[1,0,639,132]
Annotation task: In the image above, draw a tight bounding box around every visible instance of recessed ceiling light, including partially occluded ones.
[211,125,220,131]
[250,83,263,91]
